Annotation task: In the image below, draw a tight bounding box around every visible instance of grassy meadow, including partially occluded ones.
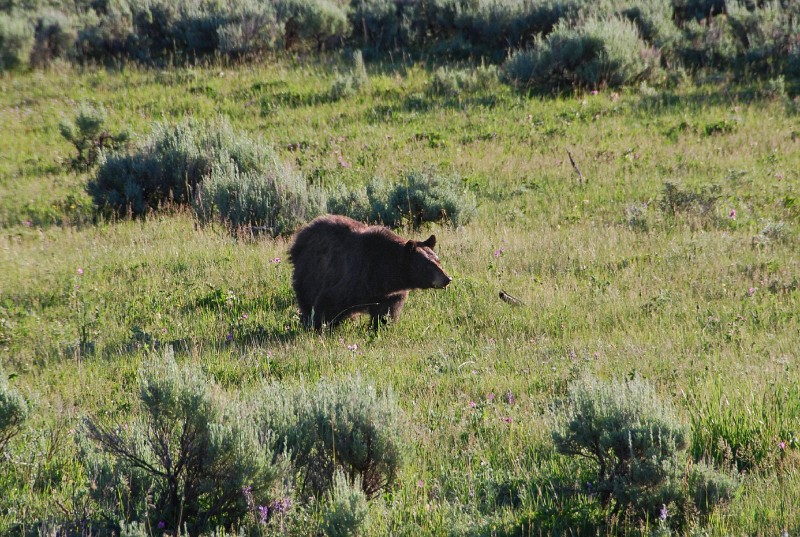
[1,56,800,535]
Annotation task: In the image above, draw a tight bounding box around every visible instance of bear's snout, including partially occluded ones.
[434,273,453,289]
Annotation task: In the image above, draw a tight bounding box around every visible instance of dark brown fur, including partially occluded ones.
[289,215,452,329]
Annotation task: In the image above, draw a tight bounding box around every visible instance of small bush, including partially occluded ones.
[259,376,404,499]
[326,170,475,228]
[689,461,739,515]
[0,366,27,454]
[74,4,135,62]
[347,0,402,51]
[276,0,350,51]
[0,12,33,71]
[624,201,650,231]
[725,1,800,77]
[503,15,657,91]
[85,349,282,534]
[321,472,370,537]
[89,117,273,216]
[552,374,735,527]
[659,181,720,218]
[30,9,77,67]
[216,0,280,57]
[677,15,738,70]
[59,102,129,171]
[193,156,325,236]
[384,169,476,228]
[428,64,498,98]
[326,182,373,222]
[330,49,369,100]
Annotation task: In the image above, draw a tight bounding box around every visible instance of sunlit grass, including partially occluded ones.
[1,56,799,534]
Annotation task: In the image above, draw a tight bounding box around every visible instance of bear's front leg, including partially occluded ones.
[369,292,408,330]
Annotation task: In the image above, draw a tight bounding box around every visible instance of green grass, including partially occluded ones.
[1,56,799,535]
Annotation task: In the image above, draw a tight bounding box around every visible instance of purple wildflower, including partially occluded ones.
[469,400,476,409]
[417,479,424,488]
[77,268,84,275]
[271,257,281,264]
[258,505,269,524]
[659,504,668,521]
[158,521,166,529]
[226,332,234,342]
[487,392,495,403]
[493,248,504,258]
[748,287,756,297]
[729,209,736,220]
[501,416,512,424]
[242,313,248,320]
[347,343,358,352]
[269,496,291,515]
[242,485,255,509]
[779,441,786,451]
[505,391,515,405]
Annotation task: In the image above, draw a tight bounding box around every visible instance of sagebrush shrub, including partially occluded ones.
[503,15,656,91]
[326,182,374,222]
[0,12,33,71]
[30,9,77,67]
[384,169,476,228]
[84,349,282,534]
[59,102,129,171]
[552,374,735,527]
[677,14,738,69]
[276,0,350,51]
[428,65,498,98]
[659,181,720,218]
[74,3,135,61]
[259,376,404,499]
[726,1,800,77]
[326,170,475,228]
[193,156,325,236]
[0,366,27,454]
[347,0,402,50]
[89,117,273,216]
[216,0,281,56]
[330,49,369,100]
[322,472,370,537]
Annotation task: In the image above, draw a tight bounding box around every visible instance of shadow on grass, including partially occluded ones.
[465,475,606,537]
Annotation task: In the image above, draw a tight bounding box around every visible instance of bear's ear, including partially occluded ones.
[405,240,416,253]
[422,235,436,248]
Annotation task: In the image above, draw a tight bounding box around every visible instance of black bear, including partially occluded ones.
[289,215,452,329]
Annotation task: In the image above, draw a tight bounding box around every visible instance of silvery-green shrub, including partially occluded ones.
[552,374,736,527]
[59,102,129,171]
[321,472,370,537]
[276,0,350,51]
[330,49,369,100]
[0,366,27,454]
[85,350,283,534]
[193,156,325,236]
[383,168,476,228]
[504,15,657,91]
[30,9,77,67]
[0,12,33,71]
[89,117,274,216]
[259,376,404,499]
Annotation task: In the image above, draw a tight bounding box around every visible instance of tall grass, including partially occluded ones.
[0,57,798,533]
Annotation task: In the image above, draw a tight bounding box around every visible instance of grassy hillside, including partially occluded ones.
[1,57,799,535]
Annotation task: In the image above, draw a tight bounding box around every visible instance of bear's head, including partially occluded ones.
[405,235,452,289]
